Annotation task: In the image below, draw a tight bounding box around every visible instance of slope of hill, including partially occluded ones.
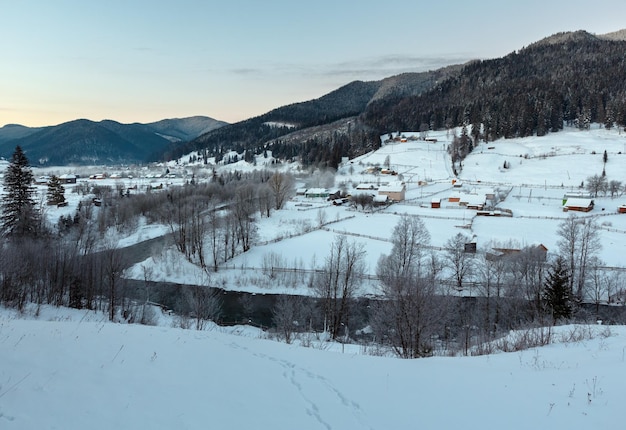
[173,69,462,164]
[146,116,228,142]
[0,305,622,429]
[0,116,226,165]
[363,30,626,139]
[0,124,43,144]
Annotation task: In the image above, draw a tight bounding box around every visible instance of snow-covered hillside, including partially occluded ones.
[0,306,623,429]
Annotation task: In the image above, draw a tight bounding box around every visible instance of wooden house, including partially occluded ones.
[563,198,594,212]
[305,188,329,198]
[378,182,405,202]
[59,174,77,184]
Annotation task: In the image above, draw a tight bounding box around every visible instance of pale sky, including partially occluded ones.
[2,0,625,127]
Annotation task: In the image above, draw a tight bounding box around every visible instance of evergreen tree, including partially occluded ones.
[1,146,41,237]
[543,256,572,322]
[46,175,65,205]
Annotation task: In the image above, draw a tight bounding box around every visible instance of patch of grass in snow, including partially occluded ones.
[471,324,613,356]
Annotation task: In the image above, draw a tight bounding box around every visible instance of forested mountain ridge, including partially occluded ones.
[363,30,626,141]
[0,116,226,165]
[176,66,464,167]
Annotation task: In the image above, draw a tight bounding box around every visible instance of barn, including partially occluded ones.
[563,198,594,212]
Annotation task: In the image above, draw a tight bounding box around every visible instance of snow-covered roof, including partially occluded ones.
[305,188,328,195]
[461,194,486,205]
[356,183,378,190]
[378,183,405,193]
[564,198,593,207]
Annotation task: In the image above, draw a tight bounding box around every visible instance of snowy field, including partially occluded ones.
[73,125,625,297]
[0,305,624,430]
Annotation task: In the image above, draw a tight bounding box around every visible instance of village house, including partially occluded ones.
[373,194,389,206]
[562,192,592,205]
[59,174,77,184]
[378,182,405,202]
[304,188,329,198]
[487,244,548,261]
[563,197,594,212]
[355,183,378,191]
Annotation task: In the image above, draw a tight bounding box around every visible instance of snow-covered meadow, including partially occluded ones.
[1,305,625,429]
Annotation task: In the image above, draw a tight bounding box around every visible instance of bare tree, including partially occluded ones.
[272,295,306,344]
[233,184,257,252]
[557,215,601,302]
[444,233,475,292]
[206,199,222,272]
[575,217,602,301]
[101,242,125,321]
[608,180,622,198]
[475,241,514,334]
[183,283,222,330]
[257,184,273,217]
[509,246,549,319]
[268,172,294,210]
[585,174,608,197]
[373,216,443,358]
[312,235,366,339]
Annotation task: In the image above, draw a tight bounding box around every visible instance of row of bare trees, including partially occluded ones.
[273,213,620,358]
[1,166,295,322]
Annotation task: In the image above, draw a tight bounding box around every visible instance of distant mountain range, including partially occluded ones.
[0,116,227,165]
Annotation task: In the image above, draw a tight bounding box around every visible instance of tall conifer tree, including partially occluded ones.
[543,256,572,322]
[1,146,40,237]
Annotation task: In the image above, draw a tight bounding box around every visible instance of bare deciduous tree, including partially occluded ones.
[183,284,222,330]
[373,216,443,358]
[444,233,475,292]
[268,172,294,210]
[312,235,366,339]
[272,295,306,344]
[557,215,601,302]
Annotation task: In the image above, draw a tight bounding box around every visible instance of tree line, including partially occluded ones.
[272,214,622,358]
[0,146,295,322]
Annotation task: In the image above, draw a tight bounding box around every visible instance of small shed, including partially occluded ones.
[431,198,441,209]
[59,174,77,184]
[618,204,626,214]
[464,194,486,210]
[448,193,461,203]
[373,195,389,205]
[563,198,594,212]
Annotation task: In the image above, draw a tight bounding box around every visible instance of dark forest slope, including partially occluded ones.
[364,31,626,141]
